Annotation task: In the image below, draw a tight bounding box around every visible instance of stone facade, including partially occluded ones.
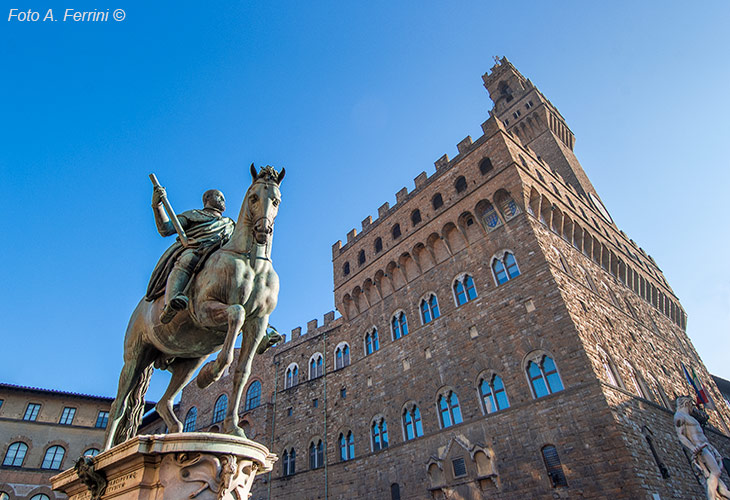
[169,58,730,499]
[0,383,120,500]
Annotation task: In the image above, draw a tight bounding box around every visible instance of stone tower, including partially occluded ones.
[173,58,730,500]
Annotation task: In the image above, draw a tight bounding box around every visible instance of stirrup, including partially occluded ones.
[160,296,188,324]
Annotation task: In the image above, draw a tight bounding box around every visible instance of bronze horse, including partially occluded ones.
[104,165,284,450]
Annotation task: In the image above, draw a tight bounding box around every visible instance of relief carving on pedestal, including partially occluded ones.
[160,452,259,500]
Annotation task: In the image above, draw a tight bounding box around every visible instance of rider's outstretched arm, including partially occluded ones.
[152,186,176,237]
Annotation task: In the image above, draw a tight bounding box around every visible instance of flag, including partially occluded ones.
[692,366,717,411]
[682,363,706,407]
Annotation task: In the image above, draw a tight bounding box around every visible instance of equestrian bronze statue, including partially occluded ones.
[103,164,284,450]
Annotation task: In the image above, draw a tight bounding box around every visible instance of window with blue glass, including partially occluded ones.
[309,440,324,469]
[420,294,440,324]
[527,355,564,398]
[339,431,354,461]
[402,404,423,441]
[335,343,350,369]
[437,391,463,428]
[285,364,299,389]
[24,403,41,421]
[41,445,65,470]
[83,448,100,457]
[479,374,510,413]
[391,311,408,340]
[492,251,521,285]
[59,407,76,425]
[371,417,389,451]
[309,353,323,379]
[212,395,227,423]
[282,448,296,476]
[365,329,380,355]
[245,380,261,410]
[3,442,28,467]
[183,407,197,432]
[95,410,109,429]
[454,275,477,306]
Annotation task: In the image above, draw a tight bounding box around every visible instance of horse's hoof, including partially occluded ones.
[226,426,247,439]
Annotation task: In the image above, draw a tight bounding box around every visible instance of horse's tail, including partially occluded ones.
[112,364,154,447]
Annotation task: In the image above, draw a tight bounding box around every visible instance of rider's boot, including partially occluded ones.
[160,267,191,324]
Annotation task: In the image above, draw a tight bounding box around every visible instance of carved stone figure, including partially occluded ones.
[674,396,730,500]
[74,456,107,500]
[104,164,285,450]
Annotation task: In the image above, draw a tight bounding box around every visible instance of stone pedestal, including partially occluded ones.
[51,433,277,500]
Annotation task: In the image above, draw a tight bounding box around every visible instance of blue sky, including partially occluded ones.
[1,1,728,402]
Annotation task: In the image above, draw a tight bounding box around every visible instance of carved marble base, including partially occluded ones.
[51,433,277,500]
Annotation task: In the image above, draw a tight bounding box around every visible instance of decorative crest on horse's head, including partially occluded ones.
[250,163,285,185]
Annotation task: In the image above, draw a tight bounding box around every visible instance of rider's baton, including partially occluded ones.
[149,173,190,248]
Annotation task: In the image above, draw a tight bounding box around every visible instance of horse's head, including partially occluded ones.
[246,163,285,245]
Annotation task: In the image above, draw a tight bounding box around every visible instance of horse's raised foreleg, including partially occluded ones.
[196,301,246,389]
[225,315,268,437]
[157,356,206,433]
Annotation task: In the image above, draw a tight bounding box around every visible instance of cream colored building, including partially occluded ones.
[0,383,150,500]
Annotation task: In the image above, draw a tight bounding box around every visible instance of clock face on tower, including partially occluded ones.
[589,193,613,224]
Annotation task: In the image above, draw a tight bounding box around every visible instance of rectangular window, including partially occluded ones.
[313,398,318,408]
[95,410,109,428]
[24,403,41,421]
[452,457,467,478]
[341,387,347,399]
[0,399,3,412]
[59,407,76,425]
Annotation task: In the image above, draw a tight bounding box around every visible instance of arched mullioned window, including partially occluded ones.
[453,274,477,306]
[402,403,424,441]
[526,354,564,398]
[392,224,402,239]
[282,448,296,476]
[183,407,197,432]
[454,176,467,193]
[358,250,366,266]
[3,442,28,466]
[374,237,383,253]
[420,294,440,324]
[83,448,100,457]
[391,311,408,340]
[245,380,261,410]
[212,395,227,424]
[339,431,354,461]
[437,390,463,428]
[30,495,51,500]
[309,439,324,469]
[542,445,568,487]
[626,362,653,401]
[597,348,622,388]
[365,328,380,355]
[432,193,444,210]
[479,374,509,413]
[309,353,323,379]
[479,157,494,175]
[371,416,389,451]
[285,364,299,389]
[334,343,350,370]
[411,209,422,226]
[492,251,520,285]
[41,445,65,470]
